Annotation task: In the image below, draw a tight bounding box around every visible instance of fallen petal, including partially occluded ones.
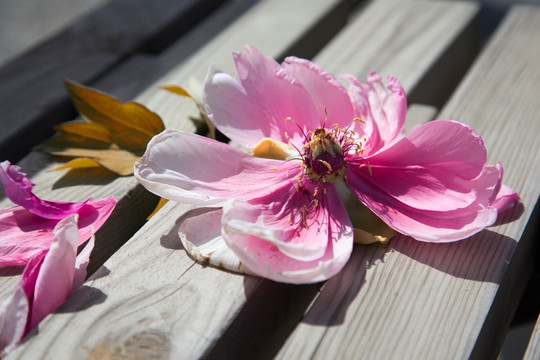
[0,161,89,220]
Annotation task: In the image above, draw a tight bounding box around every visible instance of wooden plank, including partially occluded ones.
[6,1,480,359]
[0,0,108,65]
[524,313,540,360]
[0,0,228,162]
[277,5,540,359]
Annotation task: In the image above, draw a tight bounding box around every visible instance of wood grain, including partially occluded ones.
[277,5,540,359]
[6,1,481,359]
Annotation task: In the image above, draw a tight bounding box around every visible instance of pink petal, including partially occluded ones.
[343,71,407,153]
[231,45,320,147]
[28,214,79,331]
[135,129,302,207]
[221,183,353,284]
[203,65,283,148]
[352,121,492,211]
[0,287,28,355]
[0,161,90,220]
[282,56,355,129]
[0,196,116,267]
[492,184,521,213]
[346,122,503,242]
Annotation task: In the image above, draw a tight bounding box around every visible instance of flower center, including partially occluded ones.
[302,128,345,183]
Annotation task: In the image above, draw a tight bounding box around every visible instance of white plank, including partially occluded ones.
[0,0,351,299]
[6,1,480,359]
[277,5,540,359]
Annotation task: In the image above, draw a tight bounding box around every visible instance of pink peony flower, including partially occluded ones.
[0,161,116,266]
[135,46,519,284]
[0,214,94,355]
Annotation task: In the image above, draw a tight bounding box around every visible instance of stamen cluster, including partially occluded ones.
[301,124,363,183]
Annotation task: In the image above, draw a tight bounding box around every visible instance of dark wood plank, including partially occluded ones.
[0,0,228,162]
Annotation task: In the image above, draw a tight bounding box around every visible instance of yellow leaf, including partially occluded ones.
[46,148,141,176]
[50,158,102,171]
[160,85,192,98]
[38,81,166,176]
[64,80,165,150]
[54,121,111,143]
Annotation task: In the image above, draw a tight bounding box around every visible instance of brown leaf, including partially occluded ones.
[65,80,165,150]
[38,80,165,176]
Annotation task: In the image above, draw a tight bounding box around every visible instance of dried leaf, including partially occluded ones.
[161,81,215,139]
[38,81,165,176]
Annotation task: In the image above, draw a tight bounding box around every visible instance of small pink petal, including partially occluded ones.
[135,129,301,207]
[0,161,90,220]
[0,196,116,267]
[0,287,28,355]
[282,56,355,128]
[28,214,79,331]
[221,183,353,284]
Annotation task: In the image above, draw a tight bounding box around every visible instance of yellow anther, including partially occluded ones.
[354,117,366,123]
[285,116,292,122]
[320,160,333,172]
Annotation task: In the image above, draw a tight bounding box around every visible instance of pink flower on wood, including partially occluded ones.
[0,214,94,355]
[135,46,520,284]
[0,161,116,266]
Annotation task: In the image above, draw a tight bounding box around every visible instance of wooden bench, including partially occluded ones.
[1,0,538,358]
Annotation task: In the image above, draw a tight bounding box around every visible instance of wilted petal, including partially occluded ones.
[0,287,28,356]
[222,183,353,284]
[177,208,248,274]
[135,129,300,207]
[0,161,89,220]
[0,196,115,267]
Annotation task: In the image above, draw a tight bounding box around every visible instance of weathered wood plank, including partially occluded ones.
[277,5,540,359]
[0,0,228,162]
[6,1,480,359]
[524,313,540,360]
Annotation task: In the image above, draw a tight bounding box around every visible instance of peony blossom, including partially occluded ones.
[135,46,519,284]
[0,161,116,266]
[0,214,94,355]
